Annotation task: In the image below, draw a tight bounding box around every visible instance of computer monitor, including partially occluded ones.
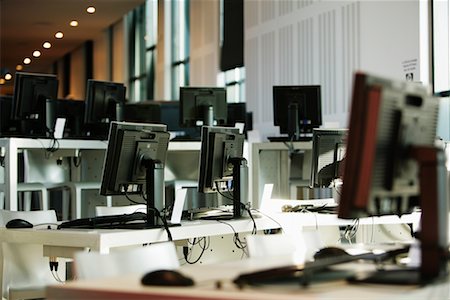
[122,101,161,123]
[338,72,447,283]
[0,95,20,136]
[160,101,201,140]
[53,99,85,138]
[84,79,126,139]
[226,102,253,137]
[198,126,247,218]
[12,72,59,137]
[272,85,322,141]
[310,128,347,188]
[100,121,170,227]
[179,87,227,127]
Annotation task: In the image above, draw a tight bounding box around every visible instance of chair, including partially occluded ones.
[0,209,62,300]
[95,204,147,217]
[23,149,112,220]
[74,242,179,280]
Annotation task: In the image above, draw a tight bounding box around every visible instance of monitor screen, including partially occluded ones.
[160,101,201,140]
[198,125,247,218]
[179,87,227,127]
[273,85,322,140]
[84,79,126,138]
[12,72,58,136]
[310,128,347,188]
[337,72,447,283]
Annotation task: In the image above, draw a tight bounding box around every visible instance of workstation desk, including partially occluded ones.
[0,137,108,211]
[46,256,450,300]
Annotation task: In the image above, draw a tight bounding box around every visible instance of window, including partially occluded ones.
[127,0,158,101]
[171,0,190,99]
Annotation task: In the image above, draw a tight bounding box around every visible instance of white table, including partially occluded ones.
[0,137,108,211]
[46,257,450,300]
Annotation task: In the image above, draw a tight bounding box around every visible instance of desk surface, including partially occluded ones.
[0,215,281,255]
[46,259,450,300]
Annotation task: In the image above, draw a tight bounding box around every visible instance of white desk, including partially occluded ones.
[46,258,450,300]
[0,216,281,297]
[0,137,108,211]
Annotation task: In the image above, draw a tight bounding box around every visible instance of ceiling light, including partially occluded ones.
[4,73,12,81]
[43,42,52,49]
[16,65,23,71]
[33,50,41,57]
[23,58,31,64]
[55,31,64,39]
[86,6,96,14]
[70,20,79,27]
[0,79,5,85]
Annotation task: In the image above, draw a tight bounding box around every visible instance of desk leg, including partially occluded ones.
[5,141,18,211]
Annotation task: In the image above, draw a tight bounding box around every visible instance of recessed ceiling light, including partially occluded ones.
[16,65,23,71]
[43,41,52,49]
[70,20,79,27]
[0,79,5,85]
[23,58,31,64]
[86,6,96,14]
[4,73,12,81]
[33,50,41,57]
[55,31,64,39]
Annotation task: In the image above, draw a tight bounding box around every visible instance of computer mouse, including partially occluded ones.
[5,219,33,229]
[313,246,350,261]
[141,269,194,287]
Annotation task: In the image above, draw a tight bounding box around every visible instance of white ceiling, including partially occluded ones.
[0,0,145,88]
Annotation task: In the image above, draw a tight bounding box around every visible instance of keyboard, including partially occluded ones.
[58,212,148,229]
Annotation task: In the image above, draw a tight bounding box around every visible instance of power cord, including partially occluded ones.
[49,256,64,283]
[184,237,210,264]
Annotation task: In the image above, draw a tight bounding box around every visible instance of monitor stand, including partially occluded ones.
[229,157,248,219]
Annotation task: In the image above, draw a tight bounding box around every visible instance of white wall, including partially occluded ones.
[245,0,423,139]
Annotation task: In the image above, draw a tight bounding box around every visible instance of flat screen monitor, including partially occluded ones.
[226,102,252,137]
[273,85,322,140]
[46,99,85,138]
[100,121,170,227]
[0,95,20,136]
[84,79,126,139]
[122,101,161,124]
[179,87,227,127]
[160,101,201,140]
[310,128,347,188]
[198,126,246,218]
[338,72,446,283]
[12,72,58,136]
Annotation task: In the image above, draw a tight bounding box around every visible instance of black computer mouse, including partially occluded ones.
[141,269,194,287]
[5,219,33,229]
[313,246,350,261]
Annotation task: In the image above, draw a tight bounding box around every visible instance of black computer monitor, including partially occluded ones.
[52,99,85,138]
[338,72,446,283]
[100,121,170,227]
[272,85,322,141]
[310,128,347,188]
[179,87,227,127]
[159,101,201,140]
[12,72,59,137]
[0,95,20,136]
[226,102,252,138]
[84,79,126,139]
[122,101,161,123]
[198,126,247,218]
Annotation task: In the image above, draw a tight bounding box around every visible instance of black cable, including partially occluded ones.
[184,237,209,264]
[251,208,285,234]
